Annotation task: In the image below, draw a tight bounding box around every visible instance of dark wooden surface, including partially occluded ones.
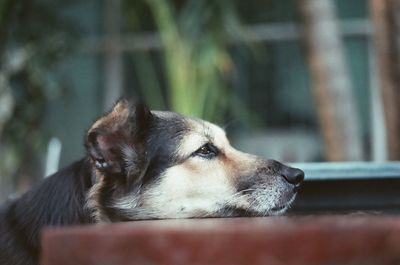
[42,216,400,265]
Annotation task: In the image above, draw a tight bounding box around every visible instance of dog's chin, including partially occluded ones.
[216,193,297,218]
[267,193,297,216]
[213,206,288,218]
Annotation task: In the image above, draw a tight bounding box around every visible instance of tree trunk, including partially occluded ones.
[369,0,400,160]
[298,0,364,161]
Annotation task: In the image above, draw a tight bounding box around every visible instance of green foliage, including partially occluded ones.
[126,0,244,123]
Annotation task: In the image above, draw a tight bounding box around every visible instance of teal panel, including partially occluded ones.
[334,0,368,19]
[57,0,101,37]
[235,0,368,24]
[272,41,316,125]
[240,41,316,128]
[45,54,101,167]
[235,0,298,24]
[343,36,371,136]
[42,0,102,167]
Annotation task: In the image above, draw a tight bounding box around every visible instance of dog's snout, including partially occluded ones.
[281,166,304,185]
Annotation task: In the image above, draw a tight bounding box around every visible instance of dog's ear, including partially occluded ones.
[85,99,152,177]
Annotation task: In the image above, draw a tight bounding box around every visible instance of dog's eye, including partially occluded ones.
[193,143,219,159]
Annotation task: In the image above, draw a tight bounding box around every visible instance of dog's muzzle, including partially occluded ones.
[231,159,305,216]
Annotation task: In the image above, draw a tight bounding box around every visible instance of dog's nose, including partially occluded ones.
[281,166,304,185]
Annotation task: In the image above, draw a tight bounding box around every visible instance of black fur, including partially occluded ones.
[93,112,189,221]
[0,102,190,265]
[0,159,94,265]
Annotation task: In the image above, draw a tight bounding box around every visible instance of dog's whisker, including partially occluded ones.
[244,197,258,215]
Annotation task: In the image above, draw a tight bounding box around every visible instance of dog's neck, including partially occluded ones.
[7,159,95,253]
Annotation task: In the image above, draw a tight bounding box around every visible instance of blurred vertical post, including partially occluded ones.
[0,48,28,201]
[298,0,364,161]
[103,0,123,109]
[369,43,388,161]
[369,0,400,160]
[0,75,14,201]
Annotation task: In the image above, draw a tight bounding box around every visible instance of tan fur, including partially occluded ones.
[85,101,299,221]
[89,100,130,133]
[86,171,112,223]
[137,118,278,218]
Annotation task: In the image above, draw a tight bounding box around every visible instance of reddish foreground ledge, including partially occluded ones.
[42,216,400,265]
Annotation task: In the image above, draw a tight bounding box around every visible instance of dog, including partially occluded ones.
[0,98,304,265]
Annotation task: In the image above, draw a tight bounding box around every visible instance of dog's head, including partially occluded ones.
[85,99,304,222]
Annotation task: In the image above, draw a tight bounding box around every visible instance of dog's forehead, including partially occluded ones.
[152,110,229,153]
[189,119,228,144]
[153,111,225,137]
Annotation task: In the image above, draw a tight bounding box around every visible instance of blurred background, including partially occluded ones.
[0,0,399,202]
